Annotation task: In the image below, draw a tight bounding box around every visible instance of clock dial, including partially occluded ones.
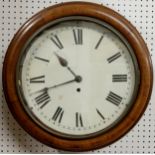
[17,17,139,138]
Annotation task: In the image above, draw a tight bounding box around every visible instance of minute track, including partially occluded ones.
[20,17,138,138]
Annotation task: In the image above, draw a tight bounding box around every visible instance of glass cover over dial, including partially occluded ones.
[17,17,139,138]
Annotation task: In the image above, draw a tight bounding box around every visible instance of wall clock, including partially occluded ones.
[2,1,153,152]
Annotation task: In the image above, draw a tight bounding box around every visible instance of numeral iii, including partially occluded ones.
[113,74,127,82]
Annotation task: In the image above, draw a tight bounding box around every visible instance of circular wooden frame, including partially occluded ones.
[3,2,153,151]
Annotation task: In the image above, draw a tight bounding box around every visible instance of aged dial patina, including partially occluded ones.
[3,2,152,151]
[18,18,139,137]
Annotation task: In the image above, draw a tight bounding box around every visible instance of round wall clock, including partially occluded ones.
[3,2,153,151]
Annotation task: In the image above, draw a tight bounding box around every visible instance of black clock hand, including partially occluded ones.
[54,52,78,78]
[48,77,81,89]
[67,66,77,77]
[54,52,68,67]
[31,76,82,94]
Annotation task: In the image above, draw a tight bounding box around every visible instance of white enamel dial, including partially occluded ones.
[17,18,139,138]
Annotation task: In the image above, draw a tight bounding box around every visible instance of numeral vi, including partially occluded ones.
[76,112,83,127]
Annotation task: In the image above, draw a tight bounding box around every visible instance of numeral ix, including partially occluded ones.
[30,75,45,83]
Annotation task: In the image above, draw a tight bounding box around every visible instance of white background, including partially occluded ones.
[0,0,155,153]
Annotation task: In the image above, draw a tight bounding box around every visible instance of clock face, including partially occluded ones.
[17,17,139,138]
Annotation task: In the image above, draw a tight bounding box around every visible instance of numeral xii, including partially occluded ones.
[73,29,83,45]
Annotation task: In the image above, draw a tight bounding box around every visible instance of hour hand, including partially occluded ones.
[54,52,68,67]
[54,52,78,78]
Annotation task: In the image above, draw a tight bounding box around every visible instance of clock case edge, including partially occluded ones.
[2,1,153,152]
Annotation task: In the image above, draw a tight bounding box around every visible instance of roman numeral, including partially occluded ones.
[51,35,64,49]
[106,91,122,106]
[35,90,50,109]
[96,109,105,120]
[35,56,49,63]
[73,29,83,45]
[107,52,121,63]
[113,74,127,82]
[52,107,64,123]
[76,112,83,127]
[30,75,45,83]
[95,35,104,49]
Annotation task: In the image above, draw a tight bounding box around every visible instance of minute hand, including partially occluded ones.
[48,79,76,90]
[31,76,82,95]
[47,75,81,90]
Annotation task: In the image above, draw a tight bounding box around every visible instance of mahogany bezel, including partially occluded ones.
[2,2,153,151]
